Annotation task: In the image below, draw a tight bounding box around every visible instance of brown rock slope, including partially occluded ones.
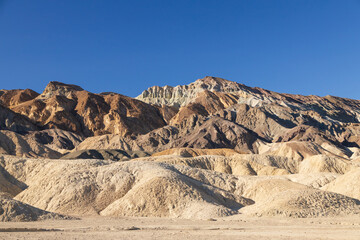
[75,116,263,154]
[0,89,39,107]
[169,90,239,125]
[0,105,38,133]
[0,130,61,158]
[7,81,167,137]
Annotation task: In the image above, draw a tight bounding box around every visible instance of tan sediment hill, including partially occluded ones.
[238,178,360,217]
[0,155,359,220]
[1,156,253,218]
[322,167,360,200]
[138,154,291,176]
[0,166,24,197]
[139,152,357,176]
[0,192,70,222]
[299,155,356,174]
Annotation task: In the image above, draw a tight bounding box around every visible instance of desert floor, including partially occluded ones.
[0,215,359,240]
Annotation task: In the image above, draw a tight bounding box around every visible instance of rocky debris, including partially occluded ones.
[152,148,239,157]
[61,149,150,161]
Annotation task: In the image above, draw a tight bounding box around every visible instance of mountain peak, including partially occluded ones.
[197,76,232,83]
[40,81,84,99]
[136,76,249,107]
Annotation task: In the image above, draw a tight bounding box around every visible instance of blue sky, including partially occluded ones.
[0,0,360,99]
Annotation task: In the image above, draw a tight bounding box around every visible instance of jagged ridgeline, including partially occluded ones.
[1,76,360,221]
[1,76,360,158]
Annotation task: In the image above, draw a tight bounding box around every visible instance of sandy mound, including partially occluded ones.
[0,193,70,222]
[238,178,360,217]
[0,156,252,219]
[0,166,24,197]
[1,155,358,219]
[322,168,360,200]
[286,173,338,188]
[99,165,252,218]
[299,155,356,174]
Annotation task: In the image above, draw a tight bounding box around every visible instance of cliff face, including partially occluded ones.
[136,76,251,107]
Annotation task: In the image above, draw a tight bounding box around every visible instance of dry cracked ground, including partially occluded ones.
[0,76,360,239]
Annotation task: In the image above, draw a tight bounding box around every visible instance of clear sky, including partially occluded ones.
[0,0,360,99]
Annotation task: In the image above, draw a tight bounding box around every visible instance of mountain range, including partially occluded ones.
[1,76,359,160]
[1,76,360,222]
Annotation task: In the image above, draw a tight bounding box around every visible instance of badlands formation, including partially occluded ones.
[0,76,360,238]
